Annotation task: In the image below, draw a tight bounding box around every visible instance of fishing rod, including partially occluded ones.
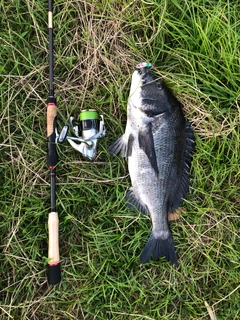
[47,0,60,284]
[46,0,105,284]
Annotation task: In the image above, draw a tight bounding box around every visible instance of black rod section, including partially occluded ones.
[50,168,56,212]
[48,0,54,97]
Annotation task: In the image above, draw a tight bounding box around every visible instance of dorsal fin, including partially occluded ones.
[168,122,195,213]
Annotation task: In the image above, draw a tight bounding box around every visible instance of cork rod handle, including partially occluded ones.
[47,211,60,284]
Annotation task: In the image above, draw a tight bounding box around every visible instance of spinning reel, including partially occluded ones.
[57,109,106,160]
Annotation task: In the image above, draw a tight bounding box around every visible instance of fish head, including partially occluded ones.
[129,67,170,117]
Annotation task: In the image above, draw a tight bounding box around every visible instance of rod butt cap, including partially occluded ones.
[47,263,61,284]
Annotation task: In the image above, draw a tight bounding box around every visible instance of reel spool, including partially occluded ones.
[57,109,105,160]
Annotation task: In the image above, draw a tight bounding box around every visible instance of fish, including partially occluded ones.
[109,63,195,266]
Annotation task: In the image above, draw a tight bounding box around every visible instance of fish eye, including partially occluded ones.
[157,83,162,90]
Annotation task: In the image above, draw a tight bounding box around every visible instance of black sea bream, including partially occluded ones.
[109,64,195,266]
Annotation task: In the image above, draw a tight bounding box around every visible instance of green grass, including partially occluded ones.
[0,0,239,319]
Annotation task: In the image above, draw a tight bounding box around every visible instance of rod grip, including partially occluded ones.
[48,212,61,284]
[47,99,58,167]
[47,102,57,137]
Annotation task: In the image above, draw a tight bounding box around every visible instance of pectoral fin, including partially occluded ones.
[108,134,134,157]
[138,122,159,175]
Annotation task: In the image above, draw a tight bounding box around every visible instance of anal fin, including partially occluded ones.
[125,188,149,215]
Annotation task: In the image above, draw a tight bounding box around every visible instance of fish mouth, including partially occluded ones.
[130,63,154,95]
[136,67,156,87]
[135,62,152,79]
[136,67,149,78]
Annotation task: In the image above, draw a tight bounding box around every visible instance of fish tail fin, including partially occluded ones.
[140,232,178,267]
